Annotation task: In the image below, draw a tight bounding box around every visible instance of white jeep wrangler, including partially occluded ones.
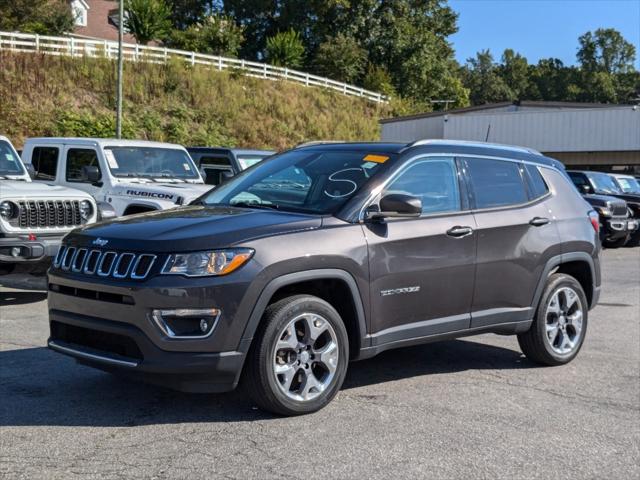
[21,138,212,217]
[0,136,98,274]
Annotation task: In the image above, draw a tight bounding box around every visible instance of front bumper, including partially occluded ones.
[46,265,262,393]
[48,310,245,392]
[602,217,638,240]
[0,234,63,263]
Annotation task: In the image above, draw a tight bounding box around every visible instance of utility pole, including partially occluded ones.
[115,0,124,138]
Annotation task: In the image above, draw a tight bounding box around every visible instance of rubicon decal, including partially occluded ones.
[125,190,175,200]
[380,286,421,297]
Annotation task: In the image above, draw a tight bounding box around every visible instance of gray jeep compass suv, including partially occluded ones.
[47,140,601,415]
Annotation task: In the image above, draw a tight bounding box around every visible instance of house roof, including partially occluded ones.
[379,101,632,124]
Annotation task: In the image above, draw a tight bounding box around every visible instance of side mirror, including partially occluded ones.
[24,163,36,179]
[220,170,234,183]
[365,193,422,221]
[82,165,101,184]
[578,184,592,194]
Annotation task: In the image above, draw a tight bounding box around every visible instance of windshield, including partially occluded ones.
[201,149,393,214]
[613,176,640,194]
[587,172,622,195]
[0,140,26,177]
[105,147,200,180]
[237,154,272,170]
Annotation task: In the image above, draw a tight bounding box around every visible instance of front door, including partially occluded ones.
[61,146,103,199]
[365,156,476,346]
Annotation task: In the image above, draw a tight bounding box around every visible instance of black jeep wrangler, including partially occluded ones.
[48,140,601,415]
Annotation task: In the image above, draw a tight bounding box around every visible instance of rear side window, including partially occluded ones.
[66,148,100,182]
[31,147,59,180]
[466,158,527,209]
[524,163,549,200]
[200,155,232,166]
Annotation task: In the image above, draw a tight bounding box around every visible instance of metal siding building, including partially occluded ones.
[380,102,640,172]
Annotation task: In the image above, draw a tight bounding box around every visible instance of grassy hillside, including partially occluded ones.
[0,51,389,149]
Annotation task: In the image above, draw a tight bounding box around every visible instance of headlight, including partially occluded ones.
[0,201,16,220]
[79,200,93,221]
[161,248,254,277]
[596,206,612,217]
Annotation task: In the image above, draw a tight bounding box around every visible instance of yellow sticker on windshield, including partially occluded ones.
[363,154,389,163]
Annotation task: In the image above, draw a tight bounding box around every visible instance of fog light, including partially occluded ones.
[11,247,21,257]
[151,308,221,339]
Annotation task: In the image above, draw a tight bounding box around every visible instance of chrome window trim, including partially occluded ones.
[83,250,102,275]
[130,254,156,280]
[97,251,117,277]
[112,253,135,279]
[71,248,88,272]
[61,247,77,270]
[357,152,563,222]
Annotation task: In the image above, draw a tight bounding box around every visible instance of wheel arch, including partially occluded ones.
[239,269,368,360]
[532,252,598,311]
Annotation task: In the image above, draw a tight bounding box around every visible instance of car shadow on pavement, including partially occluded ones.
[0,339,536,427]
[0,290,48,306]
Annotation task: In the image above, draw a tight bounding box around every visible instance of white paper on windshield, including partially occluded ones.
[362,162,377,169]
[183,163,191,171]
[104,150,119,168]
[5,154,14,162]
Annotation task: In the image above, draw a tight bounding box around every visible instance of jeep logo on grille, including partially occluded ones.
[92,238,109,247]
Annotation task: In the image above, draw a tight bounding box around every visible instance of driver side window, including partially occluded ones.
[383,157,461,214]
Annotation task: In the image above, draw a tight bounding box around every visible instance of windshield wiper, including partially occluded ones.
[230,202,280,210]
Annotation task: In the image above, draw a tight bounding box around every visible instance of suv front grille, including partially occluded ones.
[53,246,157,280]
[16,200,82,229]
[611,204,628,217]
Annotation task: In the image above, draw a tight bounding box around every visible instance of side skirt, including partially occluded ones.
[355,319,532,361]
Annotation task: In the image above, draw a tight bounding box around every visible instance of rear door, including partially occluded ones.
[366,156,476,345]
[464,157,561,328]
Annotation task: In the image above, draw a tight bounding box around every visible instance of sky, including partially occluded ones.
[449,0,640,68]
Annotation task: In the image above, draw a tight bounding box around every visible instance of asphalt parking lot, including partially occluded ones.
[1,248,638,479]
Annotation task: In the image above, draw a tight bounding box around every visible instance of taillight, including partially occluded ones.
[588,210,600,233]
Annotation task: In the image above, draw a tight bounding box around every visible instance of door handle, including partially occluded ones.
[446,226,473,238]
[529,217,550,227]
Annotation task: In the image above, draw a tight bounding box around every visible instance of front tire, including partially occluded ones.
[243,295,349,416]
[518,273,588,366]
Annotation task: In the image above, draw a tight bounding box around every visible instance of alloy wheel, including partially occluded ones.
[545,286,584,355]
[272,313,339,402]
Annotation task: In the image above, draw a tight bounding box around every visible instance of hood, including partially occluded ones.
[66,205,322,252]
[112,182,211,204]
[0,180,92,199]
[582,194,627,208]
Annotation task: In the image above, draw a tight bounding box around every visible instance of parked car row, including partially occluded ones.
[1,136,274,274]
[567,170,640,247]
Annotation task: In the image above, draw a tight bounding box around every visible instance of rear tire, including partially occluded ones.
[518,273,588,366]
[243,295,349,416]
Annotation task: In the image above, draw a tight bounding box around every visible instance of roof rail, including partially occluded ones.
[295,140,347,148]
[406,139,542,156]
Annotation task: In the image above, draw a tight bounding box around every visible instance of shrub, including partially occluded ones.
[313,34,367,83]
[166,14,244,57]
[265,30,305,69]
[124,0,172,45]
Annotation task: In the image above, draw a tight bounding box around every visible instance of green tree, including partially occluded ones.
[265,30,305,68]
[362,64,396,97]
[313,34,367,83]
[166,0,217,29]
[167,14,244,56]
[124,0,172,45]
[577,28,636,74]
[462,50,512,105]
[0,0,74,35]
[499,49,530,100]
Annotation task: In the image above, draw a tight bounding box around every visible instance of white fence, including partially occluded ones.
[0,31,388,104]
